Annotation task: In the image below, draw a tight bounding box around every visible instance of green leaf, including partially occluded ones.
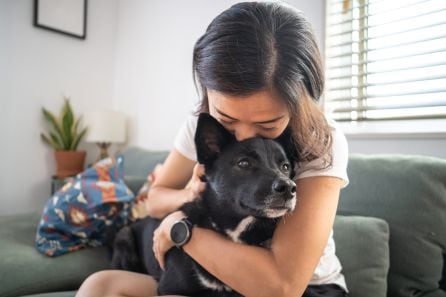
[50,132,63,150]
[40,133,51,146]
[42,107,66,147]
[40,133,62,150]
[71,115,82,140]
[61,98,74,149]
[71,127,87,150]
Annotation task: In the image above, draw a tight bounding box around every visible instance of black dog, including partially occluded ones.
[111,113,298,297]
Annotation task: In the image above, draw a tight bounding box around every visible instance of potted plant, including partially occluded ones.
[41,97,88,178]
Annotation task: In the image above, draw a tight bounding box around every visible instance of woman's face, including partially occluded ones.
[207,89,291,141]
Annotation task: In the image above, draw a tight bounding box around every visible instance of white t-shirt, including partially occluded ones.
[174,114,349,292]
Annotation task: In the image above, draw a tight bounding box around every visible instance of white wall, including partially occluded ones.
[0,0,119,215]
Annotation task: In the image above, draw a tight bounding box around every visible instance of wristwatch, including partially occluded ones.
[170,218,194,248]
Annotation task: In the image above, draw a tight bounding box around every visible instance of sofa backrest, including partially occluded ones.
[120,147,169,194]
[338,154,446,297]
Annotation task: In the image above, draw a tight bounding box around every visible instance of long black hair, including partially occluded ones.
[192,1,332,164]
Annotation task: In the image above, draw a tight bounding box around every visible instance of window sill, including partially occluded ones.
[337,119,446,139]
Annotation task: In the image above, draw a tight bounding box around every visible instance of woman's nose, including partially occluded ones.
[234,126,257,141]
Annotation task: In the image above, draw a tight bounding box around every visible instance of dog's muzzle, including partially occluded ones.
[264,178,297,218]
[238,178,297,218]
[272,178,296,199]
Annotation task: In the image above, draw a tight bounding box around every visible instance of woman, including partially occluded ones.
[76,2,349,297]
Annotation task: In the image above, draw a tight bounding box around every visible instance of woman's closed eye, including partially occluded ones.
[216,116,236,125]
[258,125,277,131]
[218,117,277,129]
[220,119,236,125]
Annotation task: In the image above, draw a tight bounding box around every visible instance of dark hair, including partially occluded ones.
[192,1,332,165]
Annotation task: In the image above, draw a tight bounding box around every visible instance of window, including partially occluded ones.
[324,0,446,134]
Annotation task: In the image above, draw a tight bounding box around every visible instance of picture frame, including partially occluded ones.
[34,0,87,40]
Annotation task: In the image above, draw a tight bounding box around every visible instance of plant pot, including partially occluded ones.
[54,150,86,178]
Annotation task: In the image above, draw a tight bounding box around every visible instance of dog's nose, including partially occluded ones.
[272,179,296,197]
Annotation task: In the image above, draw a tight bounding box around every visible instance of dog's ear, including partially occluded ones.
[274,126,299,173]
[194,113,236,165]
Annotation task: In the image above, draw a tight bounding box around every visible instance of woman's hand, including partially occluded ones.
[153,210,186,270]
[184,163,206,202]
[152,163,205,269]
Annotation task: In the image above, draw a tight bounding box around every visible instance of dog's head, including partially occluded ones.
[194,113,298,218]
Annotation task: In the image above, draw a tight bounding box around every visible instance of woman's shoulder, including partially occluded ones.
[295,116,350,188]
[182,113,199,132]
[326,117,349,157]
[173,114,199,161]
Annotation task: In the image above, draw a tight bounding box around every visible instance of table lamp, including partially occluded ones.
[84,110,126,162]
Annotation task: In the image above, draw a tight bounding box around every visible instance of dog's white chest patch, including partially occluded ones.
[225,216,256,243]
[196,273,232,292]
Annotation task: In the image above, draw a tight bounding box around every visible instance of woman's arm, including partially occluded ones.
[183,176,343,297]
[146,149,204,219]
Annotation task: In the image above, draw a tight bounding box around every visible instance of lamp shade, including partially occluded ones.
[84,110,126,143]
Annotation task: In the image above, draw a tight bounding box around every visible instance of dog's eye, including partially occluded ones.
[237,159,251,169]
[281,163,290,172]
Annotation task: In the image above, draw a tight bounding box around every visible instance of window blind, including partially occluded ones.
[324,0,446,122]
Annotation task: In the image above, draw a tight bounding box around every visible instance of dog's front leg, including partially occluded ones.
[179,198,208,226]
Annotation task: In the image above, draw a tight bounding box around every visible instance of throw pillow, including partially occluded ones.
[35,156,135,257]
[333,215,390,297]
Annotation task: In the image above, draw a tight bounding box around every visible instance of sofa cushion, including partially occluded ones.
[338,154,446,297]
[0,213,109,297]
[334,215,390,297]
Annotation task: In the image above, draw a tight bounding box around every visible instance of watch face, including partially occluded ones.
[171,221,188,246]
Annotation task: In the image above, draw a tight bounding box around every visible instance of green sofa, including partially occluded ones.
[1,147,445,297]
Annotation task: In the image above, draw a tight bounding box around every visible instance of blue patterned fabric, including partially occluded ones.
[35,156,135,257]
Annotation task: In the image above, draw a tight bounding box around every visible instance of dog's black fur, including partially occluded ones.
[111,113,298,297]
